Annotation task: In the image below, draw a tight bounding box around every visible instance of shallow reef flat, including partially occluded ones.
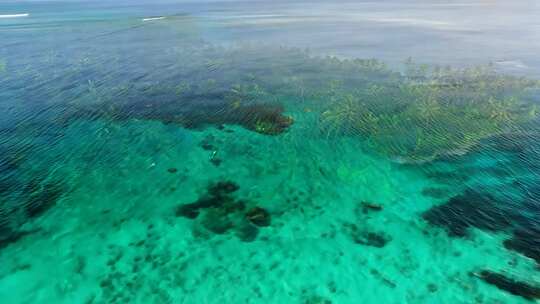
[1,18,540,303]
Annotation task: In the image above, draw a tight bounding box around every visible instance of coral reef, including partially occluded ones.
[423,184,540,268]
[208,181,240,197]
[353,231,391,248]
[245,207,271,227]
[504,227,540,265]
[360,202,383,214]
[422,189,513,237]
[3,37,540,303]
[235,222,259,242]
[62,84,295,136]
[472,270,540,301]
[318,65,539,162]
[35,43,537,162]
[343,222,392,248]
[236,104,294,135]
[175,181,271,242]
[423,189,512,237]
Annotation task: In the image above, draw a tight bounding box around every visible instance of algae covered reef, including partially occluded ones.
[318,60,540,162]
[3,43,537,163]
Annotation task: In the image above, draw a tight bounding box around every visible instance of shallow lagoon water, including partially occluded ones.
[1,1,540,303]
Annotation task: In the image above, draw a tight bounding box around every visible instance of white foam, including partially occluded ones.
[142,16,166,22]
[0,13,29,19]
[495,60,528,69]
[215,14,285,19]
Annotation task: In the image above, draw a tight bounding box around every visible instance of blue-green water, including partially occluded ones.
[1,1,540,303]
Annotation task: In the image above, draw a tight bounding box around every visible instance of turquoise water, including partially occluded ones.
[1,1,540,303]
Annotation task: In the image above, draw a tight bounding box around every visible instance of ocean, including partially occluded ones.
[1,1,539,303]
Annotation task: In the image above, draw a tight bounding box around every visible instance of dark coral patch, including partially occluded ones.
[235,222,259,242]
[422,186,540,266]
[208,180,239,197]
[0,230,34,251]
[202,102,294,135]
[60,78,296,136]
[360,202,383,214]
[426,283,438,293]
[0,167,65,251]
[110,97,294,136]
[175,181,238,218]
[1,206,36,251]
[200,142,216,151]
[503,226,540,265]
[342,222,391,248]
[245,207,271,227]
[503,195,540,265]
[210,157,222,167]
[353,231,391,248]
[175,194,234,219]
[235,104,294,135]
[199,135,217,151]
[422,189,512,237]
[473,270,540,301]
[200,209,234,234]
[222,199,246,214]
[175,204,200,219]
[175,180,270,241]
